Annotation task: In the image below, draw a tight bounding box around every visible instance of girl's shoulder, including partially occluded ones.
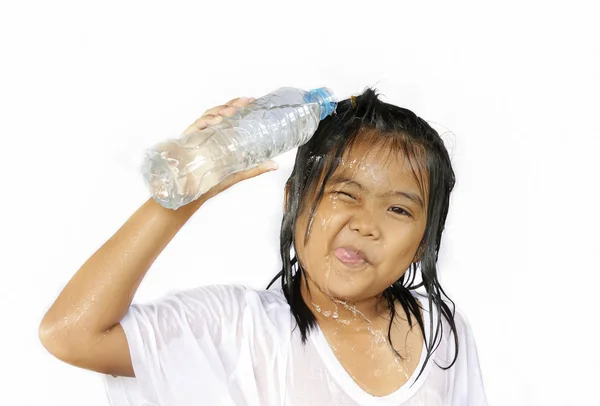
[149,283,293,344]
[167,283,288,305]
[183,282,291,318]
[150,283,291,329]
[250,285,290,307]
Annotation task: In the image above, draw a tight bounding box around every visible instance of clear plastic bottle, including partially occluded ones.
[141,87,337,210]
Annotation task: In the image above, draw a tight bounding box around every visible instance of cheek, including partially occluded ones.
[300,198,344,237]
[294,207,344,269]
[376,239,421,280]
[313,206,344,236]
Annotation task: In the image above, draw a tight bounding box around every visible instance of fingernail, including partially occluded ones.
[263,160,279,170]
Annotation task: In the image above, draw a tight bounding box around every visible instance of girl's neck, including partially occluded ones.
[299,272,391,331]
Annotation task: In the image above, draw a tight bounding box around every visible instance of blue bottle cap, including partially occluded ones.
[307,87,338,120]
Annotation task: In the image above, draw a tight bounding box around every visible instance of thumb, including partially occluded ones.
[203,160,280,201]
[241,160,279,180]
[223,160,279,188]
[258,160,279,171]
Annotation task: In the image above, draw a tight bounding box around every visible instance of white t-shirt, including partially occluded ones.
[105,284,488,405]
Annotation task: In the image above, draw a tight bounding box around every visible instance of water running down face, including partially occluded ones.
[287,137,430,388]
[292,138,429,316]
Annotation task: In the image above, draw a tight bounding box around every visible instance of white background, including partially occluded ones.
[1,1,598,405]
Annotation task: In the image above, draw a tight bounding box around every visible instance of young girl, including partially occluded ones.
[39,88,488,405]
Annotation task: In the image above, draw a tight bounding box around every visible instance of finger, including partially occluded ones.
[239,160,280,180]
[226,97,254,107]
[201,114,224,125]
[224,97,243,105]
[221,160,279,188]
[202,104,231,116]
[203,160,278,199]
[202,97,253,117]
[230,97,255,108]
[217,105,239,117]
[224,96,258,116]
[182,114,223,135]
[182,97,254,135]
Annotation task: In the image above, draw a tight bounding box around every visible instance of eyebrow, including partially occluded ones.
[330,176,425,210]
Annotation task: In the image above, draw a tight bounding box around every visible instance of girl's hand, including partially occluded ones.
[181,96,279,202]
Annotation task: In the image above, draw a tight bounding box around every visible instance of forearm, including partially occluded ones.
[39,196,205,352]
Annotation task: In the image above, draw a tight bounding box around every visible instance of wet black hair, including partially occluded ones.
[266,87,458,384]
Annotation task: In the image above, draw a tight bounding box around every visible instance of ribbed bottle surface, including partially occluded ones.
[142,87,336,209]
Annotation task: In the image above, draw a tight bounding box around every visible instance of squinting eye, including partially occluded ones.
[333,192,411,217]
[335,191,356,200]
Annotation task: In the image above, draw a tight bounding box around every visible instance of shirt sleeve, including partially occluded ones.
[104,284,252,406]
[445,309,489,406]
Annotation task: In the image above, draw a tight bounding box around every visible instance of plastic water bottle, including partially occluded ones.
[141,87,337,210]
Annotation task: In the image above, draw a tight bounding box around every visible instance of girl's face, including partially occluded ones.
[293,141,428,302]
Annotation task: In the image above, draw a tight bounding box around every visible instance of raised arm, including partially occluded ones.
[38,96,277,377]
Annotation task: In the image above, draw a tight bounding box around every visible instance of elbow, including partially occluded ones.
[38,317,111,371]
[38,318,81,364]
[38,319,66,359]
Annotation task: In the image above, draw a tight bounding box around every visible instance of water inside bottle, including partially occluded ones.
[143,101,321,209]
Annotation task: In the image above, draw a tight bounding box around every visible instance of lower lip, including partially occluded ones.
[334,248,367,268]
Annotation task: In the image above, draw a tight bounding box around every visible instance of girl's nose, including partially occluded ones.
[348,209,380,239]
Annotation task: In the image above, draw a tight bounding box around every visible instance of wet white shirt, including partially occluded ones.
[105,284,488,405]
